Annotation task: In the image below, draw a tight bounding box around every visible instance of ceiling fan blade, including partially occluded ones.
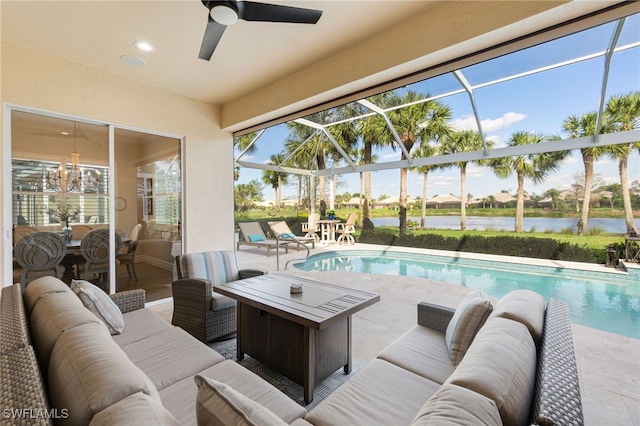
[199,15,227,60]
[236,1,322,24]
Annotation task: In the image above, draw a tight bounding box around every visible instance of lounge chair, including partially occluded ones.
[237,222,289,257]
[267,220,316,250]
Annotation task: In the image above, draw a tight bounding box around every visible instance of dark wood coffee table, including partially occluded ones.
[214,272,380,403]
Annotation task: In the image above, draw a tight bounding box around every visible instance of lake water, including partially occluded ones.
[371,216,639,234]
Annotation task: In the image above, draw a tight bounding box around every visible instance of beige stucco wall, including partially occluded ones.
[221,0,622,132]
[1,39,234,283]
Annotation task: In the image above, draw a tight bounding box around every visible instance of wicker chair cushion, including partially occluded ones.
[71,280,125,335]
[194,375,287,426]
[177,251,240,285]
[445,290,492,366]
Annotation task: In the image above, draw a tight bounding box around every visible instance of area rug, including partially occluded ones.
[208,338,366,411]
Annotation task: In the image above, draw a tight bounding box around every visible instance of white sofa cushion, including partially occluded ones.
[445,290,492,365]
[48,322,161,426]
[489,289,545,344]
[305,359,440,426]
[194,375,287,426]
[446,317,537,426]
[89,392,181,426]
[71,280,124,335]
[376,325,454,384]
[411,383,502,425]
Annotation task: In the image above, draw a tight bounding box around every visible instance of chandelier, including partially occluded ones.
[47,122,100,193]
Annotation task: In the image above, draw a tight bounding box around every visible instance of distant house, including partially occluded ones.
[343,197,362,209]
[425,194,461,209]
[372,196,416,209]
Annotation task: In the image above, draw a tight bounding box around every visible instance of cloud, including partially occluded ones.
[450,112,526,132]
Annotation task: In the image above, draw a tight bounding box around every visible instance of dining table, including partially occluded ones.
[316,219,342,243]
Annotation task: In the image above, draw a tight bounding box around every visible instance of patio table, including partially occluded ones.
[317,219,342,243]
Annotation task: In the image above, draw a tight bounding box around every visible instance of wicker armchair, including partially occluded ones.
[172,250,266,342]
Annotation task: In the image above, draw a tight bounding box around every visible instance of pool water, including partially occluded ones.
[294,250,640,339]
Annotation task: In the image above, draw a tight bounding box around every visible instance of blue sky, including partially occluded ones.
[236,15,640,202]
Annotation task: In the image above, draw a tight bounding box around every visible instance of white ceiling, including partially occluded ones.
[1,1,439,106]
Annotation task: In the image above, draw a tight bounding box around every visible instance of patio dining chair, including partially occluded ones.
[302,212,320,242]
[336,213,357,245]
[267,220,316,250]
[13,231,67,286]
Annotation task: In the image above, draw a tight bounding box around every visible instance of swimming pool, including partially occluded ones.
[294,250,640,339]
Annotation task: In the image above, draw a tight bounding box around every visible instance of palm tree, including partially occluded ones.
[544,188,564,211]
[439,130,489,231]
[412,141,438,228]
[327,104,360,208]
[261,153,289,217]
[233,132,260,181]
[387,91,452,235]
[562,112,615,235]
[490,132,568,232]
[605,91,640,232]
[360,93,394,229]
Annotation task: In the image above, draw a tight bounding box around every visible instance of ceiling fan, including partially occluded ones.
[198,1,323,61]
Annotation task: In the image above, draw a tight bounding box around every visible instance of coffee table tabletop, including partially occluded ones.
[214,272,380,330]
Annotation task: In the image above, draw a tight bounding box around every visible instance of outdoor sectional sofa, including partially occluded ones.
[0,276,306,425]
[1,274,583,425]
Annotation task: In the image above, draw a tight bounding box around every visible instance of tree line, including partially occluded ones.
[235,91,639,236]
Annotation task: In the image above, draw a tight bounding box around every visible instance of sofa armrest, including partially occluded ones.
[417,302,455,333]
[530,298,584,425]
[239,268,268,279]
[109,289,146,313]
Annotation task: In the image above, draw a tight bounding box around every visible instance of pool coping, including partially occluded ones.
[306,243,640,278]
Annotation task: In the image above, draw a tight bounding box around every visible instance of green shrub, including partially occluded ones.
[358,229,598,263]
[560,227,574,235]
[586,226,605,236]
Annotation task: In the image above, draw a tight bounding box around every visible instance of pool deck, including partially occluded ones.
[151,242,640,424]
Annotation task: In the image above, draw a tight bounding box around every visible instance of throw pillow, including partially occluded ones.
[70,279,124,335]
[194,375,287,426]
[247,234,265,242]
[445,290,492,366]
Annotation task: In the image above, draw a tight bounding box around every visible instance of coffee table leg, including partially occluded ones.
[303,327,315,404]
[236,302,244,361]
[344,315,352,374]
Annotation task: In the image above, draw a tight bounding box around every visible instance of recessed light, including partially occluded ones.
[120,55,146,67]
[134,41,155,52]
[61,131,69,136]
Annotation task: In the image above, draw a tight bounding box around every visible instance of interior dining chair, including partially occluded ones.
[117,223,142,280]
[71,225,94,241]
[336,213,357,245]
[78,229,121,292]
[12,225,40,246]
[13,231,67,286]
